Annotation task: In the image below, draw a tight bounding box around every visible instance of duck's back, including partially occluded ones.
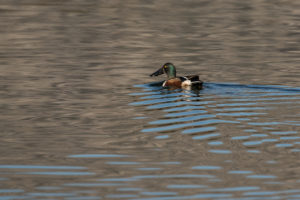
[181,75,200,82]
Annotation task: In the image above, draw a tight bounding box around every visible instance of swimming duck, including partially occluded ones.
[150,63,203,89]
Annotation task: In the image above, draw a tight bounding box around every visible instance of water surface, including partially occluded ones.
[1,0,300,200]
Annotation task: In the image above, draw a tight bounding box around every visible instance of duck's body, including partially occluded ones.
[162,75,201,88]
[150,63,203,89]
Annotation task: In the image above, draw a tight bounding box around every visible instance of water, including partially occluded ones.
[1,0,300,200]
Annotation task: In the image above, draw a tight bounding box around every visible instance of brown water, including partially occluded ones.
[1,1,300,200]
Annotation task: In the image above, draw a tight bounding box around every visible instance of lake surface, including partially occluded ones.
[1,0,300,200]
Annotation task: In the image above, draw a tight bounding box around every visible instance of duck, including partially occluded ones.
[150,63,203,89]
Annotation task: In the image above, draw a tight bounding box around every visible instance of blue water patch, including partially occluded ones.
[141,191,177,196]
[164,106,205,112]
[140,92,196,100]
[280,136,300,140]
[68,154,130,158]
[231,136,250,140]
[155,135,169,139]
[28,192,75,197]
[106,194,138,198]
[132,174,215,179]
[133,116,148,119]
[214,107,267,112]
[266,160,277,164]
[243,141,263,146]
[64,183,125,187]
[242,189,300,196]
[208,83,300,93]
[21,171,95,176]
[147,101,215,109]
[182,127,216,134]
[248,122,280,126]
[243,139,278,146]
[192,165,222,170]
[243,191,278,196]
[231,96,300,102]
[129,91,160,96]
[244,129,258,132]
[251,134,268,138]
[284,121,300,126]
[209,186,260,192]
[216,102,258,107]
[137,168,162,171]
[217,112,266,117]
[143,119,219,133]
[0,189,24,193]
[208,149,232,154]
[262,127,275,130]
[261,139,278,143]
[246,175,277,179]
[117,188,144,192]
[0,196,29,200]
[270,131,297,135]
[99,178,137,182]
[0,165,86,170]
[193,133,221,140]
[208,141,223,146]
[167,184,208,189]
[237,118,251,121]
[106,161,140,165]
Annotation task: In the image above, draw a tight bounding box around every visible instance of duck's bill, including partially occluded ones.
[150,67,164,77]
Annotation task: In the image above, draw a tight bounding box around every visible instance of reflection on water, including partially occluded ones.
[132,82,300,149]
[127,82,300,199]
[1,0,300,200]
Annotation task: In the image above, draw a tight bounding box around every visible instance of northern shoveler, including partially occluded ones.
[150,63,203,89]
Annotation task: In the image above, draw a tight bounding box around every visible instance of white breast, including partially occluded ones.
[181,80,192,87]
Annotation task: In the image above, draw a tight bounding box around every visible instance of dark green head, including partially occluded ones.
[150,63,177,79]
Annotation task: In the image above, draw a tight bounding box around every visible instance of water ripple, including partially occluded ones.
[127,82,300,199]
[131,82,300,152]
[142,119,234,133]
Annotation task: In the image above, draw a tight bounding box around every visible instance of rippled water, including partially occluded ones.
[1,0,300,200]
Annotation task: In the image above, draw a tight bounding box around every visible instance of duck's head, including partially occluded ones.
[150,63,176,79]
